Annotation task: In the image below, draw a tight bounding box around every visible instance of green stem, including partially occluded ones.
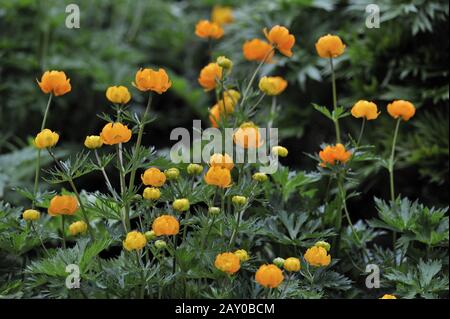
[329,58,341,144]
[389,118,402,202]
[94,150,118,199]
[337,178,361,243]
[61,215,66,249]
[182,210,190,243]
[116,144,130,232]
[30,222,50,256]
[41,94,53,131]
[356,118,366,148]
[200,214,217,254]
[228,208,243,248]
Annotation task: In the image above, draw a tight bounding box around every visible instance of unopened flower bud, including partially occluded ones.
[164,167,180,180]
[145,230,156,241]
[208,206,221,215]
[273,257,285,268]
[155,239,167,250]
[143,187,161,201]
[315,240,331,252]
[252,172,268,182]
[272,146,288,157]
[173,198,190,212]
[187,163,203,175]
[216,56,233,71]
[232,195,247,206]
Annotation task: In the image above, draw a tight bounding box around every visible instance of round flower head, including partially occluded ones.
[208,206,221,215]
[152,215,180,236]
[273,257,285,268]
[387,100,416,121]
[252,172,268,182]
[164,167,180,180]
[37,70,71,96]
[232,195,247,206]
[195,20,224,39]
[34,129,59,149]
[133,68,171,94]
[154,239,167,249]
[315,34,346,58]
[255,264,284,288]
[351,100,380,120]
[23,209,40,221]
[259,76,288,96]
[100,122,132,145]
[145,230,157,241]
[233,122,264,149]
[172,198,190,212]
[106,85,131,104]
[204,166,232,188]
[187,163,203,175]
[48,195,78,216]
[84,135,103,149]
[304,246,331,267]
[263,25,295,57]
[143,187,161,200]
[141,167,166,187]
[215,252,241,274]
[216,56,233,71]
[283,257,301,272]
[123,231,147,251]
[234,249,250,262]
[380,294,397,299]
[319,143,352,167]
[218,89,240,113]
[272,146,288,157]
[69,221,88,236]
[209,153,234,170]
[211,5,233,25]
[198,63,223,91]
[242,39,274,63]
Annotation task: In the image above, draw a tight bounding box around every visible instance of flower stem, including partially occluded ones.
[182,210,190,243]
[30,222,50,256]
[356,118,366,148]
[389,118,402,202]
[116,144,130,232]
[94,150,118,199]
[228,208,243,248]
[61,215,66,249]
[337,178,361,243]
[329,57,341,144]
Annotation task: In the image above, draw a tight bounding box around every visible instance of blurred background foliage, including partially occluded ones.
[0,0,448,213]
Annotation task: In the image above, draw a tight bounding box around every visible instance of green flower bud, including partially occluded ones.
[273,257,285,268]
[187,163,203,175]
[164,168,180,180]
[145,230,156,241]
[232,195,247,206]
[208,206,221,215]
[155,240,167,250]
[173,198,190,212]
[315,240,331,252]
[252,172,268,182]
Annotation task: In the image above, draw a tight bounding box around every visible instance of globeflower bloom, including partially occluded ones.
[380,294,397,299]
[143,187,161,200]
[315,34,346,58]
[263,25,295,57]
[106,85,131,104]
[387,100,416,121]
[242,39,274,63]
[209,153,234,170]
[234,122,264,149]
[48,195,78,216]
[234,249,250,262]
[172,198,190,212]
[152,215,180,236]
[304,246,331,267]
[211,5,234,25]
[351,100,380,120]
[198,63,223,91]
[22,209,40,221]
[37,70,71,96]
[34,129,59,149]
[272,146,288,157]
[133,68,171,94]
[141,167,166,187]
[215,252,241,274]
[84,135,103,149]
[195,20,224,39]
[283,257,301,272]
[255,264,284,288]
[123,231,147,251]
[319,143,352,167]
[69,221,88,236]
[100,123,132,145]
[259,76,288,96]
[204,166,232,188]
[187,163,203,175]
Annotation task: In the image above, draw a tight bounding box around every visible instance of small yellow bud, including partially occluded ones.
[145,230,156,241]
[216,56,233,71]
[34,129,59,149]
[252,172,268,182]
[164,167,180,180]
[173,198,190,212]
[155,239,167,250]
[273,257,285,268]
[68,221,88,236]
[143,187,161,201]
[272,145,288,157]
[258,76,287,96]
[234,249,250,262]
[208,206,221,215]
[84,135,103,149]
[22,209,40,221]
[232,195,247,206]
[283,257,301,272]
[187,163,204,175]
[315,240,331,252]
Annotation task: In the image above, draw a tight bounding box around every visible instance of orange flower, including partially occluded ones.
[387,100,416,121]
[351,100,380,120]
[100,122,132,145]
[204,166,232,188]
[198,63,223,91]
[263,25,295,57]
[319,143,352,167]
[106,86,131,104]
[152,215,180,236]
[304,246,331,267]
[37,70,71,96]
[209,104,223,128]
[133,68,171,94]
[141,167,166,187]
[255,264,284,288]
[315,34,346,58]
[215,252,241,274]
[233,122,264,149]
[258,76,288,96]
[211,6,234,26]
[209,153,234,170]
[242,39,274,63]
[48,195,78,216]
[195,20,224,39]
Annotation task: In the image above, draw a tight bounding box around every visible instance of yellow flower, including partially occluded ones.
[187,163,203,175]
[255,264,284,288]
[37,70,71,96]
[351,100,380,120]
[243,39,274,63]
[84,135,103,149]
[319,143,352,167]
[258,76,288,96]
[123,231,147,251]
[195,20,224,39]
[252,172,268,182]
[152,215,180,236]
[232,195,247,206]
[100,122,132,145]
[106,85,131,104]
[218,89,240,113]
[69,221,88,236]
[234,249,250,262]
[380,294,397,299]
[143,187,161,201]
[272,146,288,157]
[387,100,416,121]
[34,129,59,149]
[233,122,264,149]
[216,56,233,71]
[215,252,241,274]
[133,68,171,94]
[173,198,190,212]
[315,34,346,58]
[198,63,223,91]
[22,209,40,221]
[304,246,331,267]
[211,5,233,26]
[164,168,180,180]
[141,167,166,187]
[283,257,301,272]
[209,153,234,170]
[263,25,295,57]
[204,166,232,188]
[48,195,78,216]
